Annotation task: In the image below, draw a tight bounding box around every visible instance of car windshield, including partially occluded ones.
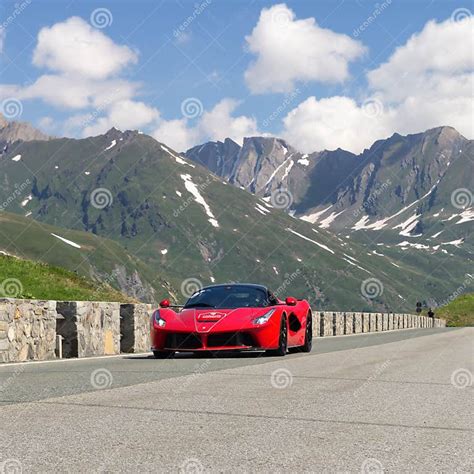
[184,285,270,309]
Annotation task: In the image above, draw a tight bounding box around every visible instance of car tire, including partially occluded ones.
[266,314,288,357]
[153,350,174,359]
[297,311,313,353]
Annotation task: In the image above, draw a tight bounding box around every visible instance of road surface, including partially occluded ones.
[0,328,472,472]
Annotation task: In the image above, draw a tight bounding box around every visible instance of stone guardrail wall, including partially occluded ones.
[0,298,445,363]
[313,311,445,337]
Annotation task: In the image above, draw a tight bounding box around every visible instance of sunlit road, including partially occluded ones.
[0,328,472,472]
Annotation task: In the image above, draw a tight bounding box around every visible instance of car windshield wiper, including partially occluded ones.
[184,303,215,309]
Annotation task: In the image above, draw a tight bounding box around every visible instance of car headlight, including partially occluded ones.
[253,308,276,325]
[154,310,166,327]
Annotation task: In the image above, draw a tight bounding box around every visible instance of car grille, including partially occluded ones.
[207,332,254,347]
[165,333,202,349]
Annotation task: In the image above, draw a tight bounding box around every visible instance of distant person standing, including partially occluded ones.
[428,308,435,326]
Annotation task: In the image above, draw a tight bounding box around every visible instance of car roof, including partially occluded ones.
[200,283,268,292]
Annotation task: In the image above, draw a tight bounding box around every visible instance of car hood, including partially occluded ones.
[168,307,272,333]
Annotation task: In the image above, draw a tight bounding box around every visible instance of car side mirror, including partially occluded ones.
[159,299,170,308]
[285,297,297,306]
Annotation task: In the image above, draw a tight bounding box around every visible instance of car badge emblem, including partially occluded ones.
[197,311,226,321]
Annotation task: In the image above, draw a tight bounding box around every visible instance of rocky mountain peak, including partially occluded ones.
[0,113,8,128]
[0,115,51,144]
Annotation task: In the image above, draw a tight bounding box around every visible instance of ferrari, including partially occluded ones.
[150,283,312,358]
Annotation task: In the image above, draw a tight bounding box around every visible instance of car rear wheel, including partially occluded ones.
[153,350,174,359]
[297,311,312,353]
[266,314,288,356]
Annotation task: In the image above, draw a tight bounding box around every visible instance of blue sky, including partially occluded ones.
[1,0,472,153]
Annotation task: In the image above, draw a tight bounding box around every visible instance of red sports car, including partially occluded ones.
[150,283,312,358]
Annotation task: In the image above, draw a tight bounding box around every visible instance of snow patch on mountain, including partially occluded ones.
[180,174,219,228]
[297,154,309,166]
[104,140,116,151]
[21,195,32,207]
[162,145,195,168]
[51,233,81,249]
[456,209,474,225]
[319,210,345,229]
[286,228,335,254]
[300,205,332,224]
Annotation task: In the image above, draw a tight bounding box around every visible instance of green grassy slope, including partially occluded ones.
[0,255,130,301]
[433,293,474,327]
[0,211,170,302]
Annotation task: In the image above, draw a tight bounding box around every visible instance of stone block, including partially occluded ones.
[323,312,333,336]
[56,301,120,358]
[120,303,152,353]
[381,313,388,331]
[344,312,353,335]
[369,313,376,332]
[354,312,363,333]
[362,313,370,333]
[0,298,57,362]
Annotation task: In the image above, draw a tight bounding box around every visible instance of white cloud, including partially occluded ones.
[33,17,137,80]
[82,100,160,136]
[2,74,138,109]
[0,16,140,114]
[152,99,258,152]
[283,96,392,154]
[244,3,366,93]
[282,16,474,153]
[368,17,474,101]
[367,16,474,139]
[152,118,200,151]
[199,99,258,144]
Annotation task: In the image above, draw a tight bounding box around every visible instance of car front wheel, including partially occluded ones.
[266,314,288,356]
[297,311,312,353]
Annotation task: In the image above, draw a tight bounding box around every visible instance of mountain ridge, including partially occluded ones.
[0,117,471,310]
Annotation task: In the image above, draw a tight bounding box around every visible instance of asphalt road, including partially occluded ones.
[0,328,472,472]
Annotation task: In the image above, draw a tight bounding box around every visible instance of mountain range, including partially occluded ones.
[0,114,472,311]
